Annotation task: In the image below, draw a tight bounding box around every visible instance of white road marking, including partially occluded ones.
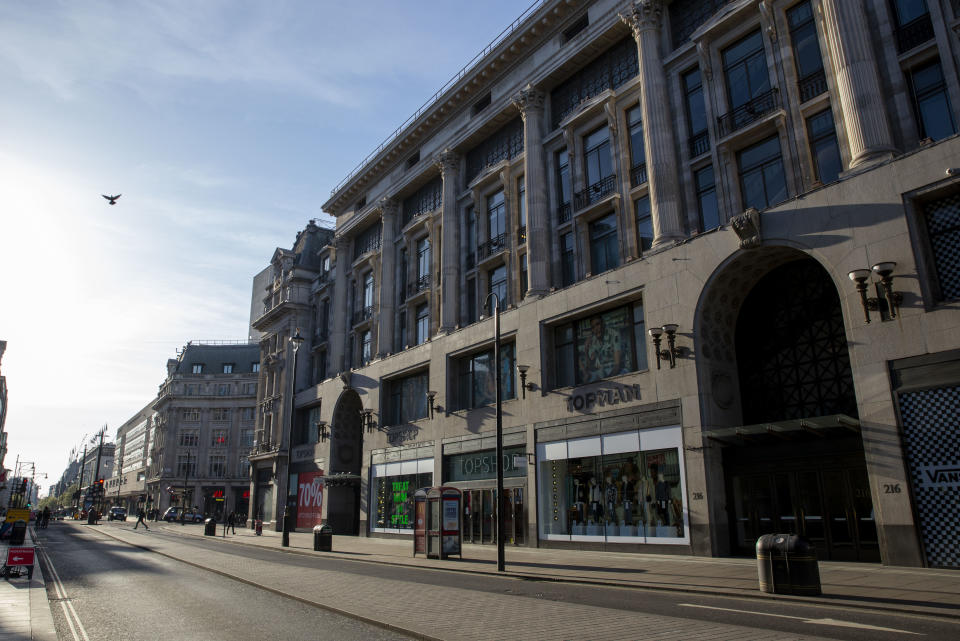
[678,603,923,635]
[36,543,91,641]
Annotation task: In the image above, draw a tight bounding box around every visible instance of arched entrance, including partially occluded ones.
[697,250,878,562]
[327,389,363,535]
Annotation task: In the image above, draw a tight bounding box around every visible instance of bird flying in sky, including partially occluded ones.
[102,194,121,205]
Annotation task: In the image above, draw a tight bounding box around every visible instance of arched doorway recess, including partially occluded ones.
[327,389,363,535]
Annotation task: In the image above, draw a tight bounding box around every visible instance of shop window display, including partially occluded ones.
[373,470,432,532]
[538,428,687,543]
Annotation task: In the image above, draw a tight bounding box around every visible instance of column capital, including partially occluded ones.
[435,149,459,177]
[619,0,664,37]
[512,84,546,118]
[377,197,399,218]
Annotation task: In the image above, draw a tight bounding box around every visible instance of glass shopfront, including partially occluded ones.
[444,446,527,546]
[370,459,433,534]
[538,425,688,543]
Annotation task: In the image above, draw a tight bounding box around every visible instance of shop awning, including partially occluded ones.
[702,414,860,445]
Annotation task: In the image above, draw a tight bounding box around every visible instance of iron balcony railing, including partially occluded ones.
[717,87,780,138]
[557,201,572,224]
[630,163,648,188]
[798,69,827,103]
[896,13,934,53]
[689,130,710,158]
[406,275,431,298]
[352,306,375,326]
[477,233,508,260]
[573,174,617,211]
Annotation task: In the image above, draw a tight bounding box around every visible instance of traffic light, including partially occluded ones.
[20,478,27,494]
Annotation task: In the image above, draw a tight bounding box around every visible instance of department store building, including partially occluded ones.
[247,0,960,568]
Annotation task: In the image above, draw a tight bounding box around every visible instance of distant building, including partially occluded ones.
[105,403,155,512]
[0,340,8,489]
[148,342,259,519]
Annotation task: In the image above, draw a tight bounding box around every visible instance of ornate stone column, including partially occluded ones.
[329,236,349,374]
[514,85,550,298]
[377,199,398,357]
[820,0,896,167]
[437,151,460,333]
[620,1,685,246]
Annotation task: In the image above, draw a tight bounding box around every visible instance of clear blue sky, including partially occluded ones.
[0,0,539,490]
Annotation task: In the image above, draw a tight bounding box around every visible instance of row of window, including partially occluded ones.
[174,454,249,479]
[178,428,252,448]
[189,362,259,374]
[181,408,255,422]
[183,382,257,396]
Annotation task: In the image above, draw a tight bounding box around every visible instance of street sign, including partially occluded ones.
[6,547,34,567]
[4,509,30,524]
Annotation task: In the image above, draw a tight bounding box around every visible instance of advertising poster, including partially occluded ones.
[576,306,634,384]
[296,470,324,529]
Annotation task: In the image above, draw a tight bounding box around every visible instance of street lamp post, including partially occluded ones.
[483,292,505,573]
[181,451,191,526]
[282,328,304,547]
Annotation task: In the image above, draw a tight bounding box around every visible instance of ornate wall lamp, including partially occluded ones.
[848,262,903,323]
[515,364,537,399]
[360,409,384,433]
[426,390,442,419]
[648,324,681,369]
[316,421,328,443]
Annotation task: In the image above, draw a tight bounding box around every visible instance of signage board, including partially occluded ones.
[6,547,34,567]
[4,509,29,524]
[296,470,325,529]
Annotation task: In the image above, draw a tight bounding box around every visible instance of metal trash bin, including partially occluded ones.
[756,534,821,596]
[204,518,217,536]
[9,520,26,545]
[313,524,332,552]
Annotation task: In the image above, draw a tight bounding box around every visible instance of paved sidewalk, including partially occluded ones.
[0,526,57,641]
[155,521,960,619]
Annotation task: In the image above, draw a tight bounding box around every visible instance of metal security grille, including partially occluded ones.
[736,259,857,424]
[924,192,960,301]
[898,386,960,568]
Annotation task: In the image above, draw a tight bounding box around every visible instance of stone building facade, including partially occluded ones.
[105,403,155,514]
[149,342,259,519]
[248,0,960,568]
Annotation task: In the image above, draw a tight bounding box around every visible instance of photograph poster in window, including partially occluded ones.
[577,307,634,383]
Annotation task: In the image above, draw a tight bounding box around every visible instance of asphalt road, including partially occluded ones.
[36,522,414,641]
[36,521,960,641]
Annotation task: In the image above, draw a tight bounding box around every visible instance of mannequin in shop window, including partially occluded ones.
[589,476,603,523]
[604,475,618,525]
[622,462,637,529]
[640,464,657,529]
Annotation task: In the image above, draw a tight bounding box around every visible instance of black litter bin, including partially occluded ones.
[756,534,821,595]
[9,520,26,545]
[313,524,332,552]
[204,518,217,536]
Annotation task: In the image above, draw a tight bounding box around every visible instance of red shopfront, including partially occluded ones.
[296,470,325,530]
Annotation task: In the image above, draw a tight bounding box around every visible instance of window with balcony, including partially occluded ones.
[488,264,507,312]
[909,60,956,141]
[456,343,516,410]
[209,455,227,478]
[211,429,228,447]
[788,1,826,103]
[480,190,507,260]
[635,197,653,253]
[353,223,382,260]
[589,213,620,274]
[179,430,199,447]
[578,127,615,209]
[550,36,638,128]
[695,166,720,231]
[720,30,775,136]
[415,237,431,295]
[806,109,842,185]
[386,370,429,425]
[465,117,524,183]
[556,148,572,223]
[560,232,576,287]
[683,68,709,157]
[738,135,787,211]
[892,0,933,53]
[402,177,442,226]
[415,303,429,345]
[628,105,647,186]
[670,0,727,49]
[553,302,647,388]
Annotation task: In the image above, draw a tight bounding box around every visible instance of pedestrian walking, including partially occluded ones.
[134,507,150,530]
[40,506,50,529]
[226,511,236,534]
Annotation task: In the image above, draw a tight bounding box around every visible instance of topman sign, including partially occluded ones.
[566,384,641,413]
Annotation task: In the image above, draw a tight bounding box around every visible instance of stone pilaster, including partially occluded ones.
[620,0,685,246]
[438,151,460,332]
[514,85,550,298]
[821,0,896,168]
[329,236,349,374]
[377,199,398,357]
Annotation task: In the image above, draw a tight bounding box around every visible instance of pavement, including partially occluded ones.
[0,526,56,641]
[10,519,960,640]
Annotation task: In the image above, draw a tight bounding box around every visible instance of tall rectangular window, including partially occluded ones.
[209,455,227,478]
[488,264,507,311]
[211,429,228,447]
[738,136,787,211]
[465,207,476,268]
[635,197,653,253]
[457,343,516,410]
[360,330,372,366]
[788,1,826,102]
[176,454,196,478]
[695,166,720,231]
[589,213,620,274]
[179,430,199,447]
[386,371,429,425]
[921,192,960,301]
[416,237,431,281]
[806,109,843,185]
[909,60,956,141]
[553,302,648,387]
[363,272,374,310]
[415,304,429,345]
[517,177,527,244]
[398,310,407,351]
[399,248,408,303]
[628,105,647,186]
[560,232,576,287]
[520,254,528,298]
[583,127,613,188]
[466,277,477,325]
[723,30,769,110]
[487,190,506,241]
[683,68,709,156]
[556,149,572,221]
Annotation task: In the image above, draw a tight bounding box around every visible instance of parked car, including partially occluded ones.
[161,507,204,523]
[107,506,127,521]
